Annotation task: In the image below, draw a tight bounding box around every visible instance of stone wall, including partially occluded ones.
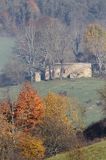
[45,63,92,80]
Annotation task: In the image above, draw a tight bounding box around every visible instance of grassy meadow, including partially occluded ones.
[46,140,106,160]
[0,78,105,126]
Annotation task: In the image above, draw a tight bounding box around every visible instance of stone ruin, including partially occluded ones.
[45,63,92,80]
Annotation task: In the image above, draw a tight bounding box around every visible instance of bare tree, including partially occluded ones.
[49,22,75,80]
[16,25,40,81]
[35,18,75,80]
[16,17,75,80]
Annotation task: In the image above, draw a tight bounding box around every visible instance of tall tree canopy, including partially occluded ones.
[15,82,45,131]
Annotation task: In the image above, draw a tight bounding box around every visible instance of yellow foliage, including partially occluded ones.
[44,93,83,129]
[44,92,68,119]
[0,114,12,137]
[17,133,45,160]
[41,93,83,156]
[84,23,106,54]
[0,114,15,160]
[67,97,84,129]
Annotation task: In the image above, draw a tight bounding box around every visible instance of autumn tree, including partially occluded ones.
[0,100,11,119]
[0,97,16,137]
[36,93,83,157]
[84,23,106,74]
[0,83,45,160]
[17,133,45,160]
[0,95,19,160]
[15,82,45,131]
[14,82,45,159]
[0,114,15,160]
[0,108,45,160]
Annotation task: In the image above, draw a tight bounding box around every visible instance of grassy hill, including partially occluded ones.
[47,140,106,160]
[0,37,15,71]
[0,78,105,126]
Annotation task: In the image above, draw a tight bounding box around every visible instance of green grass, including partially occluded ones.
[0,37,105,126]
[46,140,106,160]
[0,37,15,71]
[0,78,105,126]
[0,36,105,160]
[33,78,105,126]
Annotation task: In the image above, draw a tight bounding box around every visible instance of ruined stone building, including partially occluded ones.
[45,63,92,80]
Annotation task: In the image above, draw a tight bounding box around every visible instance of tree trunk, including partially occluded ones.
[28,69,33,82]
[60,62,64,80]
[49,65,52,80]
[99,64,102,76]
[97,56,103,76]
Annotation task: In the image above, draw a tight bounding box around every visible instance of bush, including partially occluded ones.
[17,133,45,160]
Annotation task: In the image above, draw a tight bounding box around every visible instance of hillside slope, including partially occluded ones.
[47,140,106,160]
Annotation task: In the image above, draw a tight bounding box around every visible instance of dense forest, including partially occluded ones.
[1,0,106,29]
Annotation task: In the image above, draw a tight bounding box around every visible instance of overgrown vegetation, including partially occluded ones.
[0,82,85,160]
[0,0,106,159]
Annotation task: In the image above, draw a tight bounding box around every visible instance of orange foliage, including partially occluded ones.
[0,84,45,159]
[0,114,15,160]
[0,114,12,137]
[15,82,45,131]
[0,100,12,121]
